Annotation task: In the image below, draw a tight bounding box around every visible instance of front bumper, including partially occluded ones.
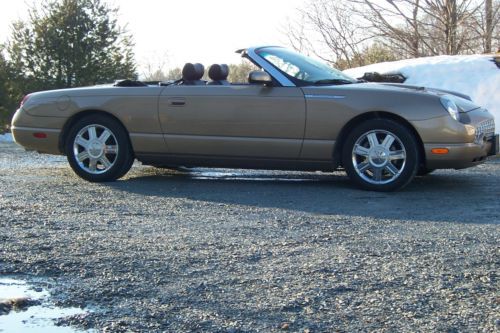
[490,134,499,156]
[425,134,498,169]
[416,106,497,169]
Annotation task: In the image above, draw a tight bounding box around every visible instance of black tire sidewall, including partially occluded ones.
[342,119,419,191]
[417,167,435,176]
[65,115,133,182]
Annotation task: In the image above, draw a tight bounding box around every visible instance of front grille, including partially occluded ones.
[475,118,495,143]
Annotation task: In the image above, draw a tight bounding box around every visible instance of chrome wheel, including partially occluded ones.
[351,130,406,185]
[72,124,119,175]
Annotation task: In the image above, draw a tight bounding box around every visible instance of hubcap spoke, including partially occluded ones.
[75,136,89,149]
[352,129,407,185]
[99,156,112,169]
[358,161,370,173]
[367,133,378,148]
[389,150,406,160]
[105,145,118,154]
[73,124,118,175]
[353,144,370,157]
[98,129,111,144]
[89,158,98,172]
[381,134,395,149]
[77,151,90,162]
[385,162,399,176]
[88,126,97,140]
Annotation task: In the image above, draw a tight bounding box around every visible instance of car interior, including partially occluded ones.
[114,61,262,87]
[179,62,231,86]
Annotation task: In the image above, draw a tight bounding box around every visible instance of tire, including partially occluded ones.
[65,114,134,182]
[417,167,435,176]
[342,119,419,191]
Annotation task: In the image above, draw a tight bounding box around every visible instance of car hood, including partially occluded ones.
[303,82,480,112]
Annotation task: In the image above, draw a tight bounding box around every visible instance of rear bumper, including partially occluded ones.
[425,134,499,169]
[11,126,62,155]
[11,108,66,155]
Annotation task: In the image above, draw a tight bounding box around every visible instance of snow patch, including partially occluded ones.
[0,278,93,333]
[344,55,500,133]
[0,133,13,142]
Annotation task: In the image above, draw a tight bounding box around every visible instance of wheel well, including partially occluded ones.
[58,110,131,154]
[333,111,426,168]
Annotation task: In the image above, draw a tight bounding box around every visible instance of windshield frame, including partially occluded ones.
[254,46,356,87]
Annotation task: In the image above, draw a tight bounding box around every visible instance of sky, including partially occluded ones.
[0,0,305,75]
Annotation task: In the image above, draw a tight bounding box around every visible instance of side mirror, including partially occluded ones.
[248,71,272,85]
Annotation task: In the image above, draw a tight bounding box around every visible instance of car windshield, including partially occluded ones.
[256,47,357,86]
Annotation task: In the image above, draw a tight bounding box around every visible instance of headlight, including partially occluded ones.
[440,96,460,121]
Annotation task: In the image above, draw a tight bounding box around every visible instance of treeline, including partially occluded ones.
[0,0,136,133]
[286,0,499,69]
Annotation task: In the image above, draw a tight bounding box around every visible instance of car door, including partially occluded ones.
[158,85,306,159]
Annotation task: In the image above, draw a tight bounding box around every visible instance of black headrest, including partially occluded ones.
[208,64,229,81]
[182,63,205,81]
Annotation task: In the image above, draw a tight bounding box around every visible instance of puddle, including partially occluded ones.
[183,168,339,182]
[0,278,94,333]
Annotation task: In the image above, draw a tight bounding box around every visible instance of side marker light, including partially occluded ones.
[33,133,47,139]
[431,148,449,155]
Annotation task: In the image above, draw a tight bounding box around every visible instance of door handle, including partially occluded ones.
[168,97,186,106]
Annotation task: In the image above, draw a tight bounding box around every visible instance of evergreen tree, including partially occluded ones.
[0,48,13,133]
[7,0,137,92]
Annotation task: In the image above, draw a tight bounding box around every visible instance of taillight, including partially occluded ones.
[20,94,31,108]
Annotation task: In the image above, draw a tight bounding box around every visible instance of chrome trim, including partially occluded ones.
[245,47,295,87]
[10,126,61,133]
[304,94,346,100]
[475,118,495,143]
[352,130,406,185]
[73,124,118,175]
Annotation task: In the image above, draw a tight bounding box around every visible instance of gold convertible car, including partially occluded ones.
[11,46,498,191]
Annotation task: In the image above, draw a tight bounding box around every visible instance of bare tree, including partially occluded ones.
[417,0,483,54]
[475,0,500,52]
[353,0,431,58]
[141,51,171,81]
[285,0,372,69]
[285,0,496,68]
[283,14,315,55]
[164,67,182,81]
[486,0,493,52]
[228,60,258,83]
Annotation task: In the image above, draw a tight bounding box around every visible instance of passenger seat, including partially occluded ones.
[207,64,230,85]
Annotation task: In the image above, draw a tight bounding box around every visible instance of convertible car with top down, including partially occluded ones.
[11,46,498,191]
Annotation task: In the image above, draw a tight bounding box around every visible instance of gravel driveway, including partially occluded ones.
[0,141,499,332]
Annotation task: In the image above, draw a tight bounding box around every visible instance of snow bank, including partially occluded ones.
[0,133,13,142]
[344,55,500,133]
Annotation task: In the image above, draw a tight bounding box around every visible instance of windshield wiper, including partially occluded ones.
[313,79,355,85]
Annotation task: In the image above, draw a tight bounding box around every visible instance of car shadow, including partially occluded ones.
[105,167,499,225]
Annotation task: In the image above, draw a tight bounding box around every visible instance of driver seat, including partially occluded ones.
[181,63,206,85]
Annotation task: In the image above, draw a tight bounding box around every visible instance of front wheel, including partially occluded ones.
[65,115,134,182]
[342,119,419,191]
[417,167,435,176]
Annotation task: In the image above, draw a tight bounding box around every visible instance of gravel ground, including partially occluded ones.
[0,141,499,332]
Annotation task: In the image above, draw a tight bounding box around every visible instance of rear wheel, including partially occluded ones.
[65,115,134,182]
[342,119,419,191]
